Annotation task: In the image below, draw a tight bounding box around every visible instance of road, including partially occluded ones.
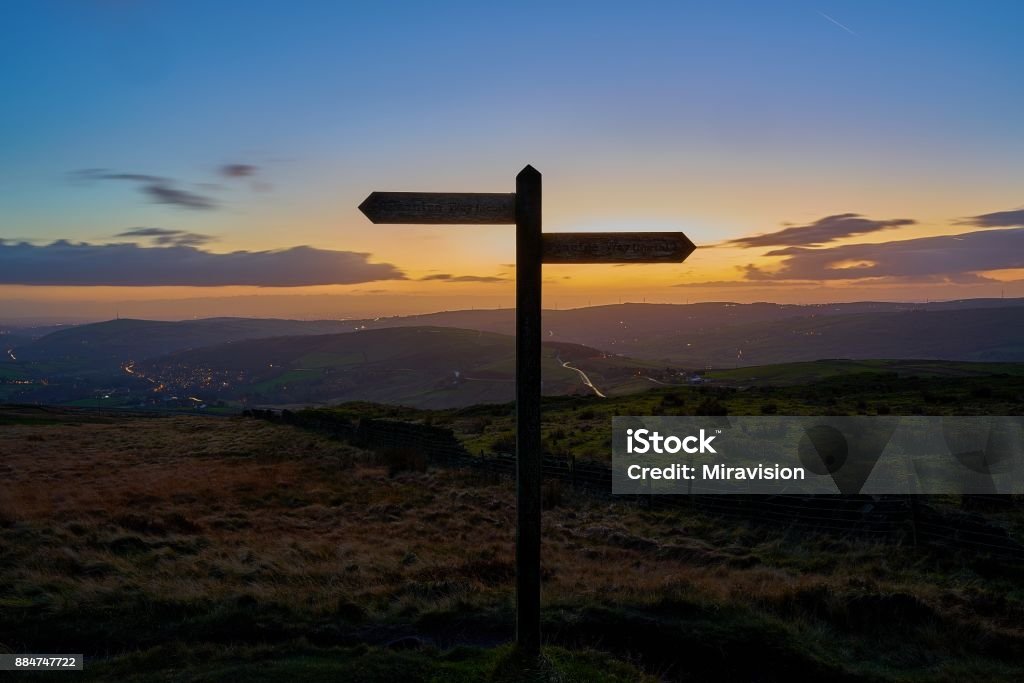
[560,358,606,398]
[122,361,158,385]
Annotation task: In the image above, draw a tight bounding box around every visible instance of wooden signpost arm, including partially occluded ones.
[542,232,695,263]
[358,192,515,224]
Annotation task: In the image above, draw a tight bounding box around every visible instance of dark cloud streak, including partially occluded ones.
[419,273,507,283]
[961,208,1024,228]
[141,183,216,209]
[71,169,218,210]
[728,213,915,248]
[115,228,216,247]
[0,240,406,287]
[220,164,258,178]
[743,228,1024,282]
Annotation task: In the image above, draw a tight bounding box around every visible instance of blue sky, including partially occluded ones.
[2,1,1024,318]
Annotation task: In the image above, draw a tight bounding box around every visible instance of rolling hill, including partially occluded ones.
[16,297,1024,374]
[6,299,1024,408]
[332,301,1024,367]
[371,302,1024,366]
[340,298,1024,348]
[9,317,359,375]
[639,306,1024,367]
[137,326,671,409]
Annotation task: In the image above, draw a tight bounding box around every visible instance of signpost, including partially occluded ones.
[358,192,515,224]
[359,165,696,655]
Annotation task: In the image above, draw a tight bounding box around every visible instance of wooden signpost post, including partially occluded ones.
[359,165,696,655]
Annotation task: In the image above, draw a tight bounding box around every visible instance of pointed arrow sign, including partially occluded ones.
[358,192,516,224]
[542,232,695,263]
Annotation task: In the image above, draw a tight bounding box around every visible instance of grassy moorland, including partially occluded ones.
[308,362,1024,461]
[1,402,1023,681]
[704,359,1024,386]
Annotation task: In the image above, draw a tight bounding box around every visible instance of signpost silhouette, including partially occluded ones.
[359,165,696,654]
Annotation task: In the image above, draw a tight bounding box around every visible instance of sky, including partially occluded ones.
[2,0,1024,321]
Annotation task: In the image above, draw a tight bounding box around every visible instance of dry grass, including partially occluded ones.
[1,414,514,621]
[1,408,1023,681]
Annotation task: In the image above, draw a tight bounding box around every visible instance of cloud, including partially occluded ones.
[74,171,163,183]
[418,273,507,283]
[672,278,806,288]
[142,184,216,209]
[220,163,258,178]
[960,207,1024,228]
[742,228,1024,282]
[728,213,915,248]
[114,227,216,247]
[71,169,218,210]
[0,240,406,287]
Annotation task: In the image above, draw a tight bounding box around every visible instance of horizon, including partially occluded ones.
[4,294,1024,329]
[4,1,1024,319]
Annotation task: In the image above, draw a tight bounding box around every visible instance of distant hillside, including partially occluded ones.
[1,332,30,351]
[12,317,358,375]
[647,306,1024,367]
[138,326,670,409]
[334,298,1024,364]
[10,298,1024,383]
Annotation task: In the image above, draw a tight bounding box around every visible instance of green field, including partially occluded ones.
[251,368,324,393]
[295,351,368,368]
[299,359,1024,461]
[0,365,28,380]
[706,359,1024,385]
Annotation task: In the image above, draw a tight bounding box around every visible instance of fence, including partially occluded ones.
[245,409,1024,562]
